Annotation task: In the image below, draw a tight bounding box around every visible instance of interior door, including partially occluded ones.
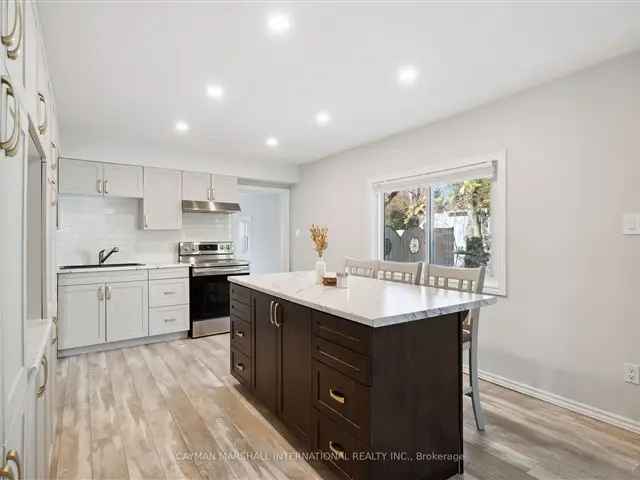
[253,291,278,412]
[106,280,148,342]
[279,299,312,441]
[182,171,211,201]
[103,163,143,198]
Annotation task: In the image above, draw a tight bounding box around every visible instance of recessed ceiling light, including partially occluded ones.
[315,111,331,126]
[267,12,292,36]
[175,121,189,132]
[265,137,279,148]
[206,84,224,100]
[396,65,419,87]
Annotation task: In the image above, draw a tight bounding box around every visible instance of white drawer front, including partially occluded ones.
[149,278,189,307]
[149,305,189,336]
[148,267,189,280]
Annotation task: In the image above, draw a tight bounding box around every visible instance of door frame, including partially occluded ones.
[237,184,291,272]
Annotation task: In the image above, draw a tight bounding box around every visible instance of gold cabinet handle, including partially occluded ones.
[235,363,245,372]
[37,92,48,135]
[328,441,346,460]
[37,355,48,398]
[1,0,20,47]
[5,0,22,60]
[5,451,21,480]
[1,77,20,156]
[236,330,245,338]
[329,388,345,405]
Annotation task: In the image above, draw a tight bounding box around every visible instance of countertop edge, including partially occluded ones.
[57,263,188,274]
[230,275,497,328]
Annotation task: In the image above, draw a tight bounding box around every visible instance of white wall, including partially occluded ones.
[291,52,640,423]
[57,196,232,265]
[61,138,300,184]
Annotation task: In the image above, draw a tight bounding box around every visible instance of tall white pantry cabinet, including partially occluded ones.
[1,1,61,479]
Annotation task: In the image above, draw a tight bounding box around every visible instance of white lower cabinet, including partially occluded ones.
[58,283,106,350]
[106,280,148,342]
[149,305,189,336]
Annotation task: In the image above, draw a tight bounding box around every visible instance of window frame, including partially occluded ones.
[369,151,507,296]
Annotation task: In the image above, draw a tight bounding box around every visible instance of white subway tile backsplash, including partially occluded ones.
[56,196,232,266]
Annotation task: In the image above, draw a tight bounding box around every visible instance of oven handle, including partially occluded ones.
[192,267,250,277]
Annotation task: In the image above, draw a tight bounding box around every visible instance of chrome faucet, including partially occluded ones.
[98,247,120,265]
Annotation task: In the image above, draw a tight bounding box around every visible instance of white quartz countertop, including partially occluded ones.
[230,271,497,328]
[57,263,187,274]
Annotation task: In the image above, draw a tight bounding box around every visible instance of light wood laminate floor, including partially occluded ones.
[51,335,640,480]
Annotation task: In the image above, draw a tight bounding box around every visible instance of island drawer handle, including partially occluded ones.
[328,441,346,460]
[269,300,275,325]
[329,388,345,404]
[235,363,245,372]
[164,318,176,323]
[236,331,245,338]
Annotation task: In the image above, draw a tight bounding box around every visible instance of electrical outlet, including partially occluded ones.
[624,363,640,385]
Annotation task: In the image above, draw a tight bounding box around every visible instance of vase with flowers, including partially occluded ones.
[309,224,328,284]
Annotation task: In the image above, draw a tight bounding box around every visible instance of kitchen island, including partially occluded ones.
[229,271,496,480]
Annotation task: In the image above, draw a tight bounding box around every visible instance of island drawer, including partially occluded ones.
[312,311,371,356]
[312,408,369,480]
[231,348,252,387]
[231,316,252,356]
[230,299,251,323]
[313,336,370,385]
[312,361,370,439]
[231,284,251,306]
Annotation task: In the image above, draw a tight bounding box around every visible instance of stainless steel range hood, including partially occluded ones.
[182,200,241,214]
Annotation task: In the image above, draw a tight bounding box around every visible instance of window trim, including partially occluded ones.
[368,150,507,296]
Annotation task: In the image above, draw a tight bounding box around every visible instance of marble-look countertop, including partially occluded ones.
[57,263,188,274]
[230,271,497,328]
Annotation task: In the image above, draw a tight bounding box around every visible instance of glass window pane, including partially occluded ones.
[383,188,427,262]
[430,179,492,275]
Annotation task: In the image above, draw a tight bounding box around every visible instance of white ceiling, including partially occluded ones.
[39,2,640,165]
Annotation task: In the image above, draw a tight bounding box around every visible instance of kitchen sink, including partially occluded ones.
[59,263,145,270]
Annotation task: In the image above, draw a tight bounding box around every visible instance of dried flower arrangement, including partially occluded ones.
[309,224,328,258]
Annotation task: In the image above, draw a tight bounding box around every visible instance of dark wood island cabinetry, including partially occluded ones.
[228,275,498,480]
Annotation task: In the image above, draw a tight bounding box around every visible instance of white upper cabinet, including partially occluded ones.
[59,158,103,196]
[212,174,239,203]
[143,167,182,230]
[59,159,143,198]
[103,163,143,198]
[182,171,211,202]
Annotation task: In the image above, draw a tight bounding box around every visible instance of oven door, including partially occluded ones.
[189,268,249,337]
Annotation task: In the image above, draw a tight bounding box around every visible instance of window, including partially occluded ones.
[372,152,506,295]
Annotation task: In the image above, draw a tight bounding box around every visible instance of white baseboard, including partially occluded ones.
[463,366,640,435]
[58,331,188,358]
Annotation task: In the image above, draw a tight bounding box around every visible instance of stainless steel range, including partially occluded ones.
[179,241,250,338]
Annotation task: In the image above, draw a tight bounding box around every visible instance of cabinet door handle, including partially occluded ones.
[4,0,22,60]
[1,0,20,48]
[328,441,346,460]
[103,179,109,194]
[0,77,20,156]
[96,179,103,194]
[274,302,282,328]
[269,300,275,325]
[5,450,21,480]
[206,187,211,201]
[235,363,245,372]
[37,92,48,135]
[37,355,48,398]
[329,388,345,405]
[97,286,104,301]
[144,214,149,228]
[105,285,112,300]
